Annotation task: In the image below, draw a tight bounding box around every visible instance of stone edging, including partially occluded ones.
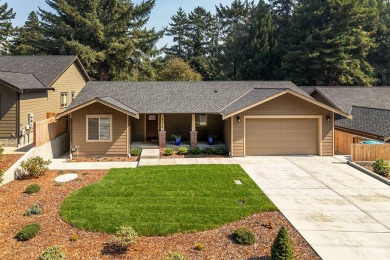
[347,161,390,186]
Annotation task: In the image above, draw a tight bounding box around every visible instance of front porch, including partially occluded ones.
[131,140,227,150]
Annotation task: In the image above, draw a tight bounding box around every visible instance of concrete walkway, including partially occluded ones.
[236,156,390,260]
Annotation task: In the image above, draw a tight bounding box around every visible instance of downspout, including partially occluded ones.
[16,92,20,147]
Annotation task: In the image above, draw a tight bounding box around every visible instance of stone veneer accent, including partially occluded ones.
[190,131,198,148]
[159,131,166,147]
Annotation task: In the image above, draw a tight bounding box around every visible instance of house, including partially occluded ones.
[0,56,90,147]
[56,81,350,157]
[304,86,390,154]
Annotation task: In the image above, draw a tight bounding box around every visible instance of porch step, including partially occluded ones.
[140,149,160,159]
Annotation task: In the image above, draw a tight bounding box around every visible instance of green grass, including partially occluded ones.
[60,165,277,236]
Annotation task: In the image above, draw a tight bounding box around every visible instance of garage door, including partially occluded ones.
[245,118,318,155]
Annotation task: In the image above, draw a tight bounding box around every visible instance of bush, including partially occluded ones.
[57,170,66,175]
[16,223,40,241]
[38,246,66,260]
[103,226,138,255]
[214,148,226,155]
[69,233,78,241]
[271,226,294,260]
[0,170,3,184]
[194,243,204,251]
[190,146,202,155]
[372,159,390,177]
[24,184,41,194]
[164,148,175,156]
[232,227,256,245]
[178,147,188,155]
[20,156,51,178]
[203,147,213,155]
[24,203,42,216]
[164,252,187,260]
[0,144,4,161]
[130,148,141,157]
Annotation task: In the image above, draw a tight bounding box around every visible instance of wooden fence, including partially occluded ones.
[335,130,367,155]
[351,144,390,161]
[34,116,68,147]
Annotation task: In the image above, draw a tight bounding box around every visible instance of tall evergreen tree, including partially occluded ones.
[164,8,190,59]
[0,1,15,54]
[11,12,44,55]
[39,0,162,81]
[282,0,377,86]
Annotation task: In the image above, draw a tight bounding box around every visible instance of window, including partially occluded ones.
[71,91,75,101]
[195,114,207,127]
[86,115,112,142]
[60,92,68,108]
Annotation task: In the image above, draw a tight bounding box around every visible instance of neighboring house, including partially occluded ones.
[56,81,350,157]
[0,56,90,147]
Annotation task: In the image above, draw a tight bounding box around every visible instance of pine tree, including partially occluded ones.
[164,8,190,59]
[271,226,294,260]
[0,1,15,54]
[39,0,162,81]
[11,12,44,55]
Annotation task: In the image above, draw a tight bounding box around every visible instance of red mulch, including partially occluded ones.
[0,154,23,172]
[71,156,139,162]
[159,148,230,159]
[0,170,320,260]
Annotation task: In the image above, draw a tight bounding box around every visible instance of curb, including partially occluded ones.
[347,161,390,186]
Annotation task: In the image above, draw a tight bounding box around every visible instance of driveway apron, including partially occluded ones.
[235,156,390,260]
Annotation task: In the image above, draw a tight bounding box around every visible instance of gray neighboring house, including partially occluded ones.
[56,81,349,157]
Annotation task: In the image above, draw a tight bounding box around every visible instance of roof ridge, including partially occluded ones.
[352,105,390,112]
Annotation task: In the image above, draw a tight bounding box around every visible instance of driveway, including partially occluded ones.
[235,156,390,260]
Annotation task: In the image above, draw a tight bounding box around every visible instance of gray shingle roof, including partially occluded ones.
[336,106,390,139]
[299,86,316,93]
[67,81,311,115]
[98,97,138,115]
[0,55,79,88]
[0,72,46,91]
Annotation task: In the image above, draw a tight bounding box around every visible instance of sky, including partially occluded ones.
[8,0,236,48]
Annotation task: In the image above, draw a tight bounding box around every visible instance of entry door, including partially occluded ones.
[146,115,158,141]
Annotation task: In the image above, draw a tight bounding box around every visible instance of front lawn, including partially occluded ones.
[60,165,276,236]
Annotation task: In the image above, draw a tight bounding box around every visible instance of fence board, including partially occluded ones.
[34,117,68,147]
[351,144,390,161]
[335,130,369,155]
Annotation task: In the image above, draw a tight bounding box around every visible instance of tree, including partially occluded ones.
[271,226,294,260]
[282,0,377,86]
[11,12,44,55]
[164,8,190,59]
[158,57,202,81]
[39,0,162,81]
[0,1,15,54]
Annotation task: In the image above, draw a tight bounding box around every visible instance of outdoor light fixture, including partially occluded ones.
[236,116,241,123]
[326,115,331,122]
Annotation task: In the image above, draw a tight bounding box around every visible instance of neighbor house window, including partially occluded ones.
[60,92,68,108]
[86,115,112,142]
[195,114,207,126]
[71,91,75,101]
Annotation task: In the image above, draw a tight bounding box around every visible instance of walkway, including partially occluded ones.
[236,156,390,260]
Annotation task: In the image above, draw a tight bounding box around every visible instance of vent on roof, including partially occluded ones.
[214,90,218,93]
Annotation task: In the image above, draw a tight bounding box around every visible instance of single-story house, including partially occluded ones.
[56,81,350,157]
[0,56,90,146]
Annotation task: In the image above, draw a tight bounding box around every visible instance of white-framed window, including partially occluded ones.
[60,92,68,108]
[86,115,112,142]
[195,114,207,127]
[71,91,75,101]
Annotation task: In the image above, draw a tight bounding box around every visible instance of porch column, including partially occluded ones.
[190,114,197,148]
[159,114,166,147]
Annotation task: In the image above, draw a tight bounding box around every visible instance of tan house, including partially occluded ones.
[0,56,90,146]
[57,81,350,157]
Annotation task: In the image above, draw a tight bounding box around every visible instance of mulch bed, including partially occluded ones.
[159,148,230,159]
[0,154,23,172]
[70,156,139,162]
[0,170,320,260]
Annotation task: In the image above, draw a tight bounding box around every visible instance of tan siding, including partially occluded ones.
[232,93,334,156]
[131,115,145,141]
[0,85,17,138]
[71,103,127,156]
[196,114,223,141]
[20,63,87,127]
[223,118,231,154]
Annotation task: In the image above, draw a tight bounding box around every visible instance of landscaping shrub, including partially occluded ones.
[102,226,138,254]
[24,203,42,216]
[271,226,294,260]
[214,148,227,155]
[164,148,175,156]
[0,170,4,185]
[24,184,41,194]
[178,147,188,155]
[190,146,202,154]
[15,223,40,241]
[372,159,390,177]
[57,170,66,175]
[232,227,256,245]
[20,156,51,178]
[38,246,66,260]
[0,144,4,161]
[194,243,204,251]
[69,233,78,241]
[164,252,187,260]
[203,147,213,155]
[130,148,141,157]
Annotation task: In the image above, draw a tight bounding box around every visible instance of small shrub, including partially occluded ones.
[24,203,42,216]
[164,252,187,260]
[38,246,66,260]
[24,184,41,194]
[69,233,78,241]
[191,146,202,155]
[57,170,66,175]
[164,148,175,156]
[203,147,213,155]
[20,156,51,178]
[178,147,188,155]
[0,144,4,161]
[130,148,141,157]
[102,226,138,255]
[232,227,256,245]
[54,182,63,187]
[15,223,40,241]
[372,159,390,177]
[0,170,4,184]
[194,243,204,251]
[271,226,294,260]
[214,148,226,155]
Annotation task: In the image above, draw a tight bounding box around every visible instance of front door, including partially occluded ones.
[146,114,158,141]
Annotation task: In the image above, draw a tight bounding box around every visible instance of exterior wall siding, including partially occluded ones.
[131,115,145,141]
[223,118,231,155]
[196,114,223,142]
[165,114,192,141]
[0,85,17,138]
[232,93,334,156]
[71,103,128,156]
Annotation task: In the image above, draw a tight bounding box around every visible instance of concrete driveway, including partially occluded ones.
[235,156,390,260]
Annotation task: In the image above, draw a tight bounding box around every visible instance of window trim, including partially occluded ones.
[71,91,75,101]
[195,114,207,127]
[60,92,68,108]
[86,114,113,142]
